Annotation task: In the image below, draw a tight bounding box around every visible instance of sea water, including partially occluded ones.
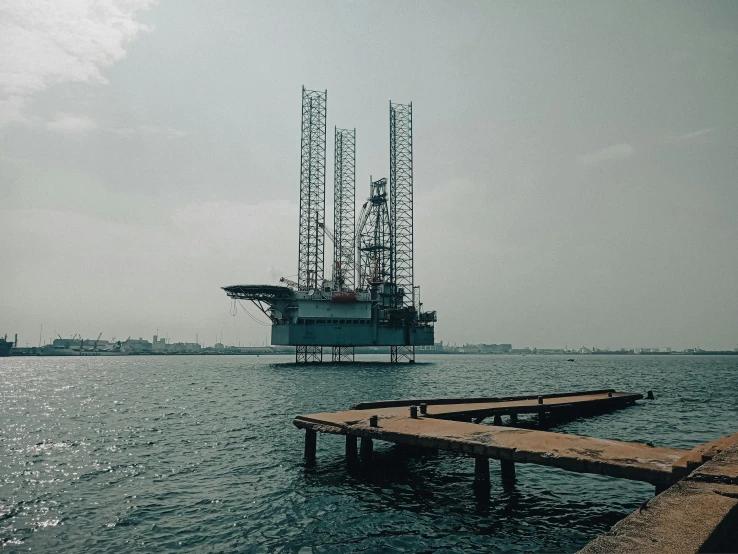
[1,354,737,552]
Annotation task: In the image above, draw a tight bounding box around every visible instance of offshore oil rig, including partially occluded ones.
[223,87,436,363]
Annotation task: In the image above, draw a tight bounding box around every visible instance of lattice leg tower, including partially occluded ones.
[296,346,323,363]
[331,346,354,362]
[298,87,327,291]
[391,346,415,363]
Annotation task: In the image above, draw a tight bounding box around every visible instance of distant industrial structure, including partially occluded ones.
[223,87,437,363]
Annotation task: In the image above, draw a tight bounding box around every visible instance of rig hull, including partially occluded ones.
[271,321,433,347]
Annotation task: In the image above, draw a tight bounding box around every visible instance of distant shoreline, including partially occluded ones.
[5,349,737,357]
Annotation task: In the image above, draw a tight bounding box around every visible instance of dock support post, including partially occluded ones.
[360,437,373,462]
[304,429,317,465]
[346,435,358,462]
[474,456,490,485]
[501,459,516,484]
[510,413,518,425]
[493,414,502,426]
[655,482,669,495]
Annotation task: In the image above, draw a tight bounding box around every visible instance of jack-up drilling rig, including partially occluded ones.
[223,87,436,363]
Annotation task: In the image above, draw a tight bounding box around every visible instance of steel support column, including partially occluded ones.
[391,345,415,363]
[331,346,354,362]
[296,346,323,363]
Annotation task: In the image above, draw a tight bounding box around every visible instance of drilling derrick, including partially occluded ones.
[357,178,392,290]
[298,87,327,292]
[222,88,435,365]
[333,128,356,292]
[390,101,415,362]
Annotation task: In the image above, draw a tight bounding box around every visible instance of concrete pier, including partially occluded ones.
[579,436,738,553]
[296,389,738,553]
[295,389,687,486]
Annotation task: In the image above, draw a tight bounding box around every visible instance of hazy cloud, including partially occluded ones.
[46,113,97,133]
[0,0,154,125]
[578,143,634,166]
[113,125,186,138]
[2,2,737,350]
[674,127,715,142]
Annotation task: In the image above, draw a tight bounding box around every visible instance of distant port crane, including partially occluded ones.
[223,87,436,363]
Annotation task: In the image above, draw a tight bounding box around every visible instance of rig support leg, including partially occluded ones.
[304,429,317,465]
[345,435,358,462]
[360,437,373,462]
[474,456,490,485]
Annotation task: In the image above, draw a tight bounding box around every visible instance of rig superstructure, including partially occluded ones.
[223,87,436,363]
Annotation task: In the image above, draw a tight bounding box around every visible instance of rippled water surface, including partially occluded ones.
[1,354,737,552]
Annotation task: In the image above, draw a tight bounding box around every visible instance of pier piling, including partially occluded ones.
[474,456,490,485]
[501,459,516,483]
[345,435,358,462]
[360,437,373,461]
[304,429,317,464]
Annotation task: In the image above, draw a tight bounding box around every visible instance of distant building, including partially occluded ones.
[459,343,512,354]
[122,338,152,353]
[169,342,201,353]
[152,337,167,352]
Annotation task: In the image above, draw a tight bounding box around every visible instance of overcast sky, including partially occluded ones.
[1,0,737,350]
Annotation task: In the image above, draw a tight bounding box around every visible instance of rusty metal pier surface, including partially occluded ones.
[294,389,687,486]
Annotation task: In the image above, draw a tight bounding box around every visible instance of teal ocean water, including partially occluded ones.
[1,354,737,552]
